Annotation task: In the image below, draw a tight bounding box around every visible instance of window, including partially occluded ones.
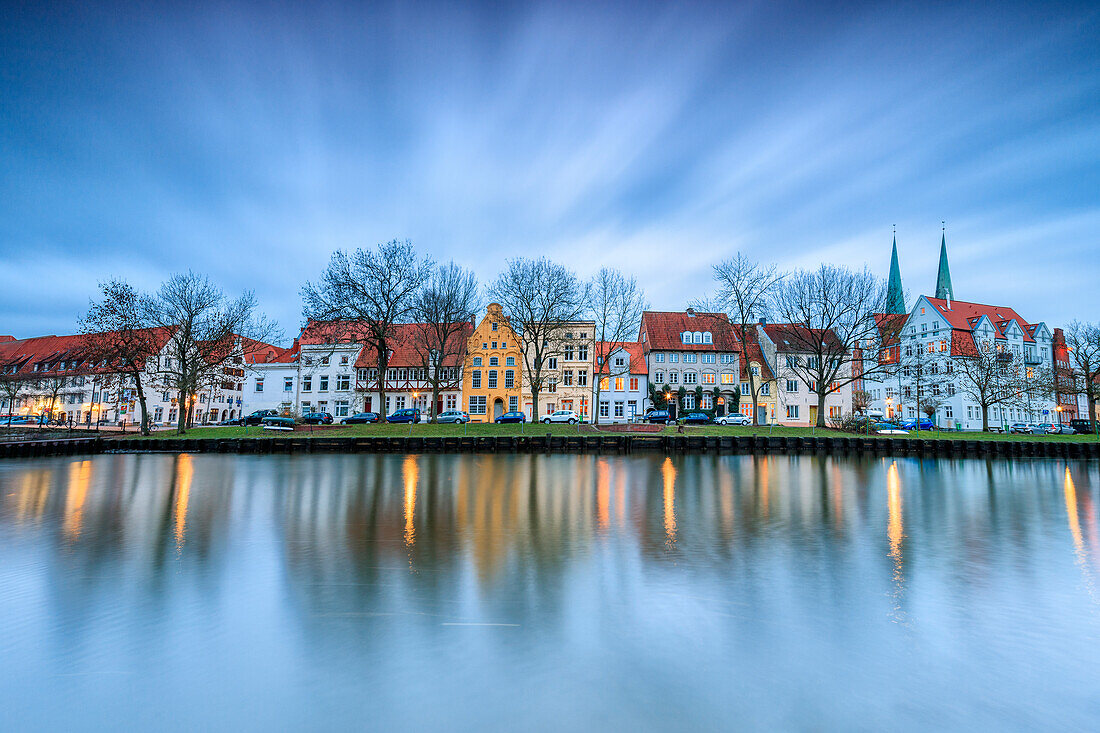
[669,372,679,384]
[614,402,624,418]
[829,406,841,418]
[702,393,713,409]
[655,353,665,363]
[505,370,515,388]
[759,383,770,396]
[255,378,264,392]
[321,356,330,366]
[702,373,715,385]
[577,370,587,386]
[683,394,695,409]
[469,396,486,414]
[684,372,698,385]
[473,357,483,367]
[786,380,798,393]
[509,396,518,411]
[669,353,679,363]
[615,377,624,391]
[722,373,736,385]
[578,345,588,360]
[284,377,293,391]
[655,371,665,383]
[319,376,329,391]
[629,378,638,391]
[684,354,698,364]
[491,321,498,332]
[445,394,457,410]
[489,356,499,367]
[302,376,312,392]
[701,354,715,364]
[600,401,610,418]
[491,342,498,349]
[682,332,691,344]
[741,382,750,395]
[703,332,712,344]
[488,370,498,388]
[301,401,311,412]
[337,374,350,391]
[506,356,515,366]
[599,377,610,390]
[563,370,573,386]
[335,400,350,417]
[548,357,558,370]
[944,405,953,419]
[340,355,349,365]
[472,370,482,389]
[786,405,800,419]
[565,346,574,360]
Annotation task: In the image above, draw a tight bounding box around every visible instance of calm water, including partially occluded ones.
[2,453,1099,731]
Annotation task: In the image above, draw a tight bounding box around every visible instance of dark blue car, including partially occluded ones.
[341,412,380,424]
[681,412,712,425]
[645,409,674,424]
[387,408,421,423]
[901,417,936,431]
[495,411,526,424]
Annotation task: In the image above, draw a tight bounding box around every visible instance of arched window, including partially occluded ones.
[682,332,691,344]
[702,332,712,344]
[693,331,702,344]
[489,356,499,366]
[473,357,482,367]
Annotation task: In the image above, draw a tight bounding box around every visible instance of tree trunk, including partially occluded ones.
[531,384,540,423]
[593,381,602,425]
[981,405,989,432]
[430,375,441,424]
[176,390,188,434]
[816,389,827,427]
[134,375,150,436]
[376,347,389,422]
[749,373,759,426]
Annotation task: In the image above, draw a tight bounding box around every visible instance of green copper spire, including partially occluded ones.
[935,224,954,301]
[885,231,905,314]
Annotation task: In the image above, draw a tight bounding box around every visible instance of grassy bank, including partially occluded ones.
[128,423,1100,442]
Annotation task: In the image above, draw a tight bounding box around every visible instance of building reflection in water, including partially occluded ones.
[661,457,677,547]
[3,452,1100,638]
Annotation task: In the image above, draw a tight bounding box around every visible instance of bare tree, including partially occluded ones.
[488,257,588,423]
[1064,321,1100,433]
[705,254,782,426]
[892,337,950,432]
[302,240,433,422]
[770,265,889,427]
[1016,362,1056,424]
[147,272,274,434]
[952,340,1025,432]
[0,361,26,427]
[79,279,165,435]
[852,389,871,416]
[589,267,646,425]
[410,262,479,422]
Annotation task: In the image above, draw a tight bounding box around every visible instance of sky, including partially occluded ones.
[2,1,1098,342]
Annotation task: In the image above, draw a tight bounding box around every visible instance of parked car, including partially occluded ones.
[901,418,936,431]
[681,412,712,425]
[216,418,239,426]
[716,413,751,426]
[1069,419,1097,435]
[261,415,296,430]
[1049,424,1076,435]
[542,409,579,424]
[1009,422,1044,434]
[644,409,675,425]
[301,412,334,425]
[241,409,279,426]
[1036,423,1054,433]
[341,412,379,424]
[436,410,469,424]
[495,411,526,424]
[386,408,421,424]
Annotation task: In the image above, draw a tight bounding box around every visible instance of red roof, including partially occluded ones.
[354,322,472,369]
[760,324,846,355]
[923,297,1036,343]
[244,337,297,365]
[0,327,175,378]
[595,341,647,376]
[641,310,739,351]
[732,326,773,381]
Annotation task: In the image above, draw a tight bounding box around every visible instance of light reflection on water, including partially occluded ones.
[1,453,1100,731]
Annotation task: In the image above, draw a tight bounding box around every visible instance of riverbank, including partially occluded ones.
[3,429,1098,460]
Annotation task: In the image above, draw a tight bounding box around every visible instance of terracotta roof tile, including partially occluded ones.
[595,341,647,375]
[641,310,739,351]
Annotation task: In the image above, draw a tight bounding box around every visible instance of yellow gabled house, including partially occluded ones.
[463,303,523,421]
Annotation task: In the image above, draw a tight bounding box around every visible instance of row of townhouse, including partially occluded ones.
[0,330,264,427]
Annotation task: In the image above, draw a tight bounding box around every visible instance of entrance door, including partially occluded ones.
[808,405,818,425]
[757,406,767,424]
[363,397,372,412]
[493,398,504,419]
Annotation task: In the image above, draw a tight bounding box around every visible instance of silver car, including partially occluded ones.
[716,413,752,426]
[436,410,469,424]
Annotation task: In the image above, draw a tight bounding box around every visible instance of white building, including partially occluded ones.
[757,324,853,426]
[593,342,647,423]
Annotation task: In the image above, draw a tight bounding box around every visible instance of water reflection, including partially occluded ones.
[2,453,1100,730]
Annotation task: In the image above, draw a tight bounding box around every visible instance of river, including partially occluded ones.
[1,453,1098,731]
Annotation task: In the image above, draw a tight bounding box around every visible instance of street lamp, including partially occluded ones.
[1056,404,1063,428]
[410,391,419,436]
[665,390,673,421]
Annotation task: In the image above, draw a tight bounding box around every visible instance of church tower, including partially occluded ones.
[935,224,954,301]
[885,230,905,314]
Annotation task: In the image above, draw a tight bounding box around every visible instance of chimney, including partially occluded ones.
[758,317,766,327]
[686,307,695,316]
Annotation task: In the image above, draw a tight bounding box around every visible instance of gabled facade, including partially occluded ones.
[732,325,776,424]
[523,320,595,421]
[464,303,523,421]
[756,323,852,426]
[593,341,647,423]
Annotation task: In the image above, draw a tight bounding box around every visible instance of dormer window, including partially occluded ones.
[702,332,712,344]
[693,332,703,344]
[682,332,691,344]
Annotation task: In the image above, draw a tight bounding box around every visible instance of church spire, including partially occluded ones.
[885,226,905,314]
[935,221,954,301]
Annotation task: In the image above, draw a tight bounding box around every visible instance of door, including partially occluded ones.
[363,397,372,412]
[493,398,504,419]
[757,406,767,424]
[809,405,818,425]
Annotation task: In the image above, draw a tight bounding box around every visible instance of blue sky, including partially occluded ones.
[2,1,1098,340]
